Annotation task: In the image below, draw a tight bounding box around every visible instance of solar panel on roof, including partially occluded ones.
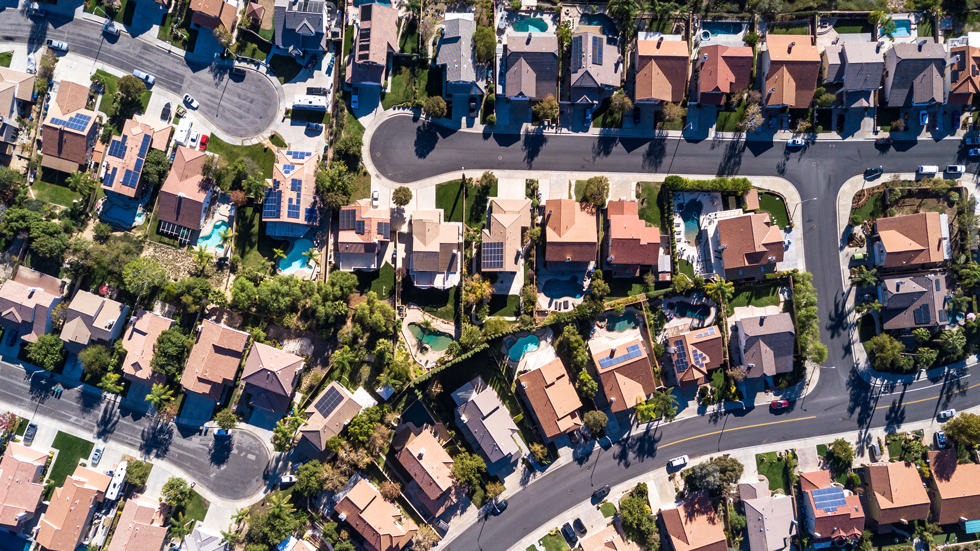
[378,222,390,238]
[103,167,117,189]
[593,36,604,65]
[339,209,355,230]
[107,138,126,159]
[271,179,281,190]
[811,487,847,513]
[287,203,301,219]
[482,241,504,270]
[283,164,295,175]
[913,304,932,325]
[67,113,92,130]
[121,169,140,188]
[571,36,582,73]
[50,117,68,126]
[291,178,302,192]
[314,386,344,416]
[355,219,365,235]
[305,207,318,223]
[133,158,144,173]
[598,344,642,370]
[263,189,282,219]
[137,134,152,158]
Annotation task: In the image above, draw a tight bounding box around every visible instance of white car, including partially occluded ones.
[280,475,297,485]
[787,137,806,147]
[103,22,120,36]
[188,130,201,148]
[183,94,199,109]
[938,409,956,421]
[132,69,155,86]
[918,165,939,174]
[372,189,380,207]
[920,111,929,126]
[46,40,68,52]
[91,444,105,466]
[946,164,966,174]
[667,455,689,469]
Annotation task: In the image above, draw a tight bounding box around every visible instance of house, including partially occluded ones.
[395,427,459,516]
[665,325,724,387]
[101,115,171,201]
[452,377,527,476]
[263,149,319,238]
[435,16,484,102]
[569,30,621,104]
[634,36,689,104]
[121,310,175,387]
[36,466,111,551]
[334,478,418,551]
[588,335,657,413]
[0,443,47,532]
[800,470,865,547]
[337,198,391,271]
[409,210,462,290]
[346,3,398,86]
[298,381,363,460]
[41,80,98,173]
[481,198,531,273]
[661,494,728,551]
[735,313,796,380]
[948,46,980,105]
[739,481,796,551]
[878,272,949,332]
[156,146,213,245]
[760,35,820,108]
[864,461,930,532]
[517,357,583,442]
[605,200,660,278]
[184,527,230,551]
[189,0,237,31]
[504,34,560,102]
[883,39,947,107]
[821,42,884,108]
[180,320,250,402]
[0,68,36,159]
[579,526,641,551]
[715,212,785,282]
[544,199,598,269]
[874,213,951,269]
[927,449,980,526]
[0,267,64,344]
[59,290,130,354]
[242,342,305,413]
[274,0,328,55]
[694,44,753,105]
[106,493,169,551]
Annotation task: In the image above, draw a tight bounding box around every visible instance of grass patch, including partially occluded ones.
[15,417,28,436]
[600,501,616,517]
[270,133,287,148]
[716,101,747,132]
[0,52,11,68]
[592,97,623,129]
[487,294,520,317]
[33,170,82,207]
[817,443,828,457]
[636,181,667,231]
[352,171,371,202]
[344,25,354,59]
[49,431,95,488]
[269,54,303,84]
[355,263,395,298]
[659,108,686,131]
[768,22,809,34]
[729,280,782,310]
[756,451,792,494]
[399,18,419,54]
[181,489,210,525]
[886,435,903,461]
[381,59,442,110]
[758,191,791,228]
[403,280,456,322]
[606,277,648,299]
[147,210,183,247]
[435,178,497,225]
[157,6,199,52]
[235,205,283,272]
[232,30,273,60]
[539,532,571,551]
[850,192,884,222]
[677,258,695,279]
[833,19,873,34]
[205,136,275,189]
[95,69,153,126]
[918,17,934,39]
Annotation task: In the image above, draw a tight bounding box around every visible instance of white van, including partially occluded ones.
[918,165,939,174]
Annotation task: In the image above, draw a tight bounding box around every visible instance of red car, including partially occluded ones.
[199,135,209,150]
[771,399,790,410]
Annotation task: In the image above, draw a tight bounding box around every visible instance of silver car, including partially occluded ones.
[132,69,155,86]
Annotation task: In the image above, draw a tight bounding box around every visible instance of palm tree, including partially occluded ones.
[302,247,320,267]
[851,265,879,288]
[704,278,734,305]
[232,508,250,528]
[218,227,236,248]
[67,170,96,198]
[220,529,236,544]
[273,248,287,260]
[268,492,294,517]
[649,389,679,421]
[168,512,194,540]
[145,383,174,411]
[192,245,213,273]
[99,372,123,394]
[606,0,640,40]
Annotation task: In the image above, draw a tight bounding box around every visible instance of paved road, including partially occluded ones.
[0,8,280,139]
[0,361,269,501]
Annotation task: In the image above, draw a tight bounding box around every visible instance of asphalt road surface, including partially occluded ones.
[0,8,280,139]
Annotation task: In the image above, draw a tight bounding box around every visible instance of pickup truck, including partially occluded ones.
[46,40,69,52]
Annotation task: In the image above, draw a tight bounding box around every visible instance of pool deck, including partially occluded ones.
[658,294,718,336]
[503,326,555,374]
[401,305,457,369]
[672,191,723,278]
[498,10,558,39]
[692,17,749,48]
[535,273,591,313]
[592,307,644,341]
[198,196,235,256]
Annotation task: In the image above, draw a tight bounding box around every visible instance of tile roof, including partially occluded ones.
[0,443,47,531]
[949,46,980,104]
[635,37,689,103]
[242,342,304,412]
[875,212,948,268]
[743,485,796,551]
[879,272,948,331]
[665,325,724,386]
[800,470,865,543]
[0,267,63,343]
[349,3,398,85]
[158,146,210,231]
[588,335,657,413]
[606,200,660,271]
[570,31,622,104]
[107,493,169,551]
[736,313,795,378]
[545,199,598,263]
[662,494,728,551]
[436,18,477,85]
[764,35,820,108]
[0,69,35,144]
[181,320,249,400]
[411,210,460,275]
[338,198,391,251]
[518,357,583,441]
[246,1,265,22]
[866,462,930,526]
[273,0,326,53]
[697,44,753,104]
[334,479,418,551]
[452,376,523,465]
[717,212,784,273]
[121,310,175,385]
[0,68,36,103]
[184,527,230,551]
[505,34,559,100]
[928,449,980,525]
[102,115,171,199]
[579,525,641,551]
[189,0,237,30]
[481,198,531,272]
[42,81,97,166]
[837,42,884,92]
[300,381,362,453]
[885,39,947,107]
[60,290,128,352]
[395,428,456,505]
[36,467,110,551]
[263,149,319,230]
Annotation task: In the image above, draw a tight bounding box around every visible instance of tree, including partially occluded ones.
[485,481,505,500]
[473,25,496,63]
[581,176,609,210]
[316,162,355,211]
[0,412,18,435]
[214,408,238,431]
[619,483,659,547]
[704,278,734,305]
[851,266,879,288]
[870,333,905,371]
[27,334,64,371]
[912,328,932,343]
[67,171,97,198]
[117,75,146,103]
[162,477,192,509]
[609,90,633,117]
[213,25,233,48]
[939,329,966,359]
[584,410,608,436]
[529,442,551,465]
[0,166,24,205]
[125,459,152,486]
[192,245,213,274]
[815,93,836,108]
[743,31,760,48]
[915,347,938,370]
[607,0,640,38]
[795,119,812,134]
[464,274,494,307]
[392,186,413,207]
[451,452,486,488]
[79,344,112,377]
[423,96,447,119]
[740,103,764,132]
[827,438,855,472]
[169,512,194,540]
[145,383,174,411]
[683,456,744,496]
[123,257,168,299]
[662,102,684,122]
[151,328,189,380]
[99,371,123,394]
[295,460,324,496]
[945,412,980,446]
[672,273,693,293]
[556,21,572,52]
[379,480,401,501]
[413,525,440,551]
[650,389,678,421]
[272,415,303,451]
[532,94,559,122]
[576,370,598,400]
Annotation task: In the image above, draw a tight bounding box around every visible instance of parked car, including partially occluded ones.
[327,56,335,75]
[875,137,893,146]
[573,518,588,535]
[667,455,689,469]
[852,253,867,262]
[351,89,359,110]
[469,96,478,118]
[199,135,209,150]
[91,443,105,466]
[561,523,578,546]
[161,102,172,121]
[938,409,957,421]
[103,22,120,36]
[865,166,883,178]
[568,429,580,446]
[132,70,155,86]
[27,7,47,17]
[306,122,323,132]
[280,475,297,485]
[307,87,328,96]
[230,66,246,77]
[585,107,593,124]
[372,189,380,207]
[965,136,980,145]
[304,55,318,71]
[920,111,929,126]
[183,94,199,109]
[918,165,940,174]
[787,137,806,147]
[492,499,508,515]
[771,399,790,410]
[592,485,610,502]
[869,441,881,461]
[45,39,68,52]
[935,430,947,448]
[23,423,37,446]
[946,164,966,174]
[969,149,980,157]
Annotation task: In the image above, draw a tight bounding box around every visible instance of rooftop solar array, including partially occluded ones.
[571,36,583,73]
[121,169,140,188]
[282,164,295,175]
[305,206,318,223]
[811,487,847,513]
[291,178,303,192]
[50,113,92,131]
[694,328,716,339]
[378,222,390,238]
[285,151,312,160]
[482,241,504,269]
[598,344,642,370]
[339,208,356,230]
[913,304,932,326]
[673,339,688,371]
[103,167,117,189]
[355,219,365,235]
[314,385,344,416]
[137,134,152,158]
[263,188,282,219]
[107,135,127,159]
[593,36,604,65]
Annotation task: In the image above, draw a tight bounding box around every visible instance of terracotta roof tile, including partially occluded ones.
[36,467,110,551]
[928,449,980,525]
[607,200,660,273]
[717,212,784,279]
[0,443,47,531]
[661,494,728,551]
[300,381,362,453]
[158,146,210,231]
[579,525,641,551]
[545,199,597,263]
[635,38,689,102]
[395,428,457,513]
[801,470,865,544]
[736,313,795,378]
[875,212,948,268]
[181,320,249,400]
[121,310,175,385]
[764,36,820,108]
[697,44,753,102]
[665,325,724,386]
[107,493,169,551]
[588,335,656,412]
[867,462,930,526]
[518,357,583,441]
[334,479,417,551]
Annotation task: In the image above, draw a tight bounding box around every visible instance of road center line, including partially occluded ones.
[659,416,818,449]
[874,380,980,410]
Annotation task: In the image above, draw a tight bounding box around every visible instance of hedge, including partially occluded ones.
[408,343,490,387]
[663,175,753,194]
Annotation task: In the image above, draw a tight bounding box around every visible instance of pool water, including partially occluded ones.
[605,310,639,332]
[280,237,316,274]
[100,194,147,229]
[701,21,744,37]
[542,276,585,299]
[197,220,230,252]
[578,13,617,36]
[513,17,548,33]
[892,19,912,37]
[353,0,391,5]
[671,301,711,320]
[676,199,703,243]
[508,334,540,361]
[408,323,453,351]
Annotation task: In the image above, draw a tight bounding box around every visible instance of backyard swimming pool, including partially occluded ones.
[893,19,912,37]
[100,195,147,229]
[408,323,453,351]
[605,310,639,332]
[280,237,315,274]
[542,276,585,299]
[676,198,703,242]
[513,17,548,33]
[670,301,712,320]
[197,220,230,252]
[578,13,617,36]
[507,334,540,362]
[700,21,744,39]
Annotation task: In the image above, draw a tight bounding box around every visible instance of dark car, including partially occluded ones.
[230,66,246,77]
[633,106,641,124]
[573,518,587,535]
[492,499,508,515]
[561,523,578,546]
[875,137,892,146]
[24,423,37,446]
[308,87,328,96]
[161,102,172,122]
[305,56,319,70]
[469,96,478,118]
[865,166,883,179]
[568,430,580,446]
[591,485,610,502]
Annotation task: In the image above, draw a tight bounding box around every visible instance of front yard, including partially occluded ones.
[435,177,497,226]
[636,181,667,231]
[49,431,95,488]
[758,191,791,228]
[755,451,793,494]
[157,6,199,52]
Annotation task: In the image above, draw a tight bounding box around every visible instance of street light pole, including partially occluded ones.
[790,197,818,221]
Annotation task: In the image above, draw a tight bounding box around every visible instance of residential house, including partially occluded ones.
[605,200,660,278]
[0,443,48,532]
[101,115,171,202]
[949,45,980,105]
[180,320,249,404]
[715,212,785,282]
[760,35,820,108]
[661,494,728,551]
[156,146,213,245]
[821,42,884,108]
[346,3,398,86]
[569,30,621,104]
[334,478,418,551]
[0,267,64,344]
[883,39,947,107]
[298,381,363,460]
[739,481,796,551]
[588,334,657,413]
[481,198,531,273]
[579,526,641,551]
[694,44,753,105]
[634,36,689,104]
[927,449,980,526]
[242,342,305,413]
[864,461,930,532]
[0,68,36,160]
[184,527,230,551]
[395,426,459,516]
[873,212,951,269]
[274,0,328,55]
[504,34,560,104]
[800,470,865,547]
[517,357,583,442]
[735,313,796,380]
[337,198,391,271]
[435,16,484,102]
[189,0,237,31]
[878,272,949,332]
[451,377,527,476]
[36,466,111,551]
[544,199,598,269]
[409,210,462,290]
[59,290,130,354]
[41,80,98,173]
[106,493,169,551]
[121,310,175,388]
[665,325,724,387]
[263,149,319,238]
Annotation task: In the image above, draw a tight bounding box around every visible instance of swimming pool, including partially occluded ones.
[671,301,712,320]
[353,0,391,6]
[408,323,453,351]
[676,199,703,243]
[701,21,744,39]
[542,276,585,299]
[578,13,617,36]
[197,220,230,252]
[605,310,639,332]
[513,17,548,33]
[892,19,912,37]
[508,334,540,361]
[100,195,147,229]
[279,237,316,274]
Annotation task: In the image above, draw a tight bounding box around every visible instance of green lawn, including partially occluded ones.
[270,133,288,148]
[182,489,210,525]
[147,210,183,248]
[659,108,686,131]
[833,19,873,34]
[0,51,11,68]
[235,205,283,272]
[33,174,82,207]
[157,7,199,52]
[716,101,747,132]
[435,179,497,225]
[918,17,934,39]
[636,181,666,231]
[487,295,520,317]
[399,18,419,54]
[677,258,695,279]
[600,502,616,518]
[269,54,303,84]
[344,25,354,59]
[592,97,623,129]
[232,30,273,60]
[817,443,828,457]
[49,431,95,488]
[205,136,275,188]
[95,69,153,122]
[539,532,571,551]
[729,280,782,309]
[886,435,903,461]
[851,193,884,222]
[606,277,648,299]
[768,22,809,34]
[355,263,395,298]
[756,451,792,494]
[403,281,456,322]
[758,192,791,228]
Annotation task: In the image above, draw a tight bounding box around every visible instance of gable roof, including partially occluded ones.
[875,212,948,268]
[273,0,326,52]
[839,42,885,92]
[588,335,657,413]
[158,146,210,231]
[436,18,477,84]
[801,471,865,542]
[764,35,820,108]
[411,210,460,274]
[452,376,523,465]
[181,320,249,400]
[184,527,230,551]
[338,198,391,252]
[334,479,418,551]
[879,272,948,331]
[666,325,724,385]
[635,37,689,102]
[107,493,169,551]
[36,467,111,551]
[570,31,621,103]
[481,198,531,272]
[348,3,398,85]
[189,0,237,30]
[744,491,796,551]
[42,81,97,166]
[300,381,362,452]
[697,44,753,103]
[0,267,63,343]
[505,34,559,100]
[263,149,319,229]
[579,525,641,551]
[61,290,128,352]
[0,443,47,531]
[736,313,795,378]
[121,310,175,385]
[866,462,930,525]
[885,39,947,107]
[518,357,583,441]
[950,45,980,104]
[606,200,660,268]
[0,68,35,104]
[928,449,980,525]
[662,494,728,551]
[717,212,784,270]
[242,342,304,412]
[544,199,598,263]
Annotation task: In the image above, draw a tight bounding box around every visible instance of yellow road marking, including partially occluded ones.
[874,380,980,410]
[659,416,818,449]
